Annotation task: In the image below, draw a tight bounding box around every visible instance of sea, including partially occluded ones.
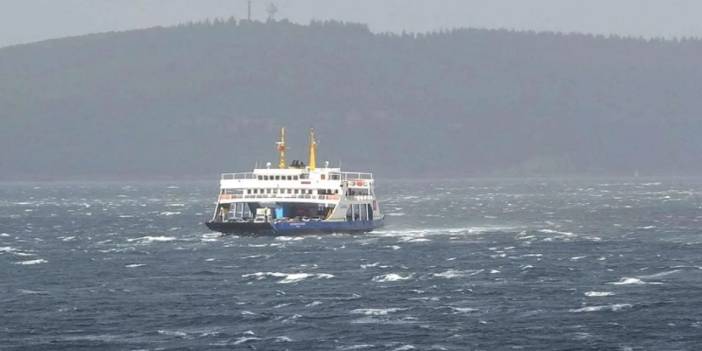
[1,178,702,350]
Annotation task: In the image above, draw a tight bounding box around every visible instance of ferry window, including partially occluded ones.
[294,189,299,194]
[294,176,299,180]
[287,189,292,194]
[334,189,339,194]
[257,176,262,180]
[266,189,271,194]
[321,174,326,180]
[331,174,340,180]
[264,175,268,181]
[247,189,251,194]
[300,174,309,180]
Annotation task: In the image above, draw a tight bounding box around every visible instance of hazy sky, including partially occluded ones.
[2,0,701,48]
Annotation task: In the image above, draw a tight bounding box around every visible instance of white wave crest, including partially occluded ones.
[432,269,483,279]
[127,236,177,243]
[350,308,406,316]
[539,229,575,236]
[274,336,293,342]
[201,233,221,242]
[337,344,375,350]
[305,301,323,307]
[125,263,145,268]
[569,304,632,313]
[14,259,47,265]
[584,291,615,297]
[157,330,188,337]
[276,236,305,241]
[18,289,48,295]
[400,237,431,243]
[373,226,518,238]
[372,273,413,282]
[242,272,334,284]
[233,336,261,345]
[449,307,479,313]
[636,269,681,279]
[607,277,662,285]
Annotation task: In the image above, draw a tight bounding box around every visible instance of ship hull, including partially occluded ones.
[205,218,384,236]
[205,221,275,235]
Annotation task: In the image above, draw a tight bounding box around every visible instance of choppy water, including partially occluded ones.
[2,179,702,350]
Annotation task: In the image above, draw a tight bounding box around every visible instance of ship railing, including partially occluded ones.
[219,194,341,201]
[221,172,256,180]
[341,172,373,180]
[347,195,374,201]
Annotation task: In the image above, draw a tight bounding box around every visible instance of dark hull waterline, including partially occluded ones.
[205,219,384,236]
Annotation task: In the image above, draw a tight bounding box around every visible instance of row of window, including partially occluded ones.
[257,174,305,181]
[255,174,341,181]
[222,188,340,195]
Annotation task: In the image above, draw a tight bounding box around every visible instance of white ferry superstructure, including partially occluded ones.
[205,128,384,235]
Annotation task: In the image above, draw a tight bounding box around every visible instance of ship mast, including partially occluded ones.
[276,127,287,169]
[308,128,317,170]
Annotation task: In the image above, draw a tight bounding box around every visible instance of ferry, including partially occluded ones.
[205,128,384,235]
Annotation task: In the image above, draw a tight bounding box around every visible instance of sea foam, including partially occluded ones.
[14,259,47,265]
[373,273,413,282]
[569,304,632,313]
[432,269,483,279]
[607,277,662,285]
[127,236,177,243]
[584,291,615,297]
[350,308,406,316]
[242,272,334,284]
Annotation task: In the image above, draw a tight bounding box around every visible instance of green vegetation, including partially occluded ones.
[1,19,700,179]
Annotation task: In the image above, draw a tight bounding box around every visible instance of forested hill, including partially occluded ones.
[2,19,702,180]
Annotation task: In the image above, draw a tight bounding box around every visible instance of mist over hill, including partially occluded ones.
[1,19,701,180]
